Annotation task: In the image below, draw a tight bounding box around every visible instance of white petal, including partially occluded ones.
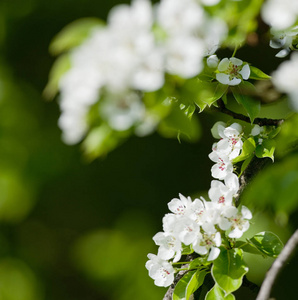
[219,217,232,230]
[229,227,243,239]
[216,73,230,85]
[217,58,229,71]
[270,37,286,49]
[240,64,250,80]
[207,247,220,261]
[224,173,240,193]
[276,48,291,58]
[193,244,208,255]
[230,57,243,66]
[228,77,241,86]
[241,206,252,219]
[211,121,226,139]
[207,55,219,68]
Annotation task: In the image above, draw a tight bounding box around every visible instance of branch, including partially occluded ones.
[256,229,298,300]
[214,99,284,127]
[235,156,271,206]
[163,269,188,300]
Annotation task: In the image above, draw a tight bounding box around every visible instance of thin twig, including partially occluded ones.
[256,229,298,300]
[214,99,284,127]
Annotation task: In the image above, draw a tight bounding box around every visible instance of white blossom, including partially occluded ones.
[216,57,250,86]
[215,123,243,160]
[192,231,221,261]
[209,151,233,180]
[153,232,182,262]
[99,92,146,131]
[272,52,298,111]
[269,26,298,58]
[223,206,252,238]
[145,254,175,287]
[168,193,193,217]
[208,180,234,207]
[176,217,200,245]
[262,0,298,30]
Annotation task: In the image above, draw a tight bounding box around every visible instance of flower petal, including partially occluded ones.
[240,64,250,80]
[216,73,230,85]
[230,57,243,66]
[217,58,229,71]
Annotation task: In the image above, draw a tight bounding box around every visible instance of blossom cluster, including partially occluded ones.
[146,122,253,287]
[58,0,227,144]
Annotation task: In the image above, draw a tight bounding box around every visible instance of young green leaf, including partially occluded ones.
[249,66,271,80]
[194,82,228,112]
[49,18,105,55]
[189,257,209,269]
[211,248,248,295]
[231,87,260,123]
[43,53,71,100]
[234,241,263,255]
[239,154,254,176]
[233,137,256,163]
[173,271,196,300]
[255,139,276,161]
[182,244,194,255]
[186,270,207,300]
[205,284,235,300]
[248,231,284,258]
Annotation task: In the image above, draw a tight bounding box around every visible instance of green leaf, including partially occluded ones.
[239,154,254,176]
[255,139,276,161]
[231,87,260,122]
[212,248,248,295]
[248,231,284,258]
[182,244,193,255]
[194,82,228,112]
[158,105,201,142]
[173,271,196,300]
[189,257,209,270]
[82,125,124,160]
[49,18,105,55]
[186,270,207,300]
[180,103,196,120]
[234,241,264,255]
[205,284,235,300]
[43,53,71,100]
[249,66,271,80]
[233,137,256,163]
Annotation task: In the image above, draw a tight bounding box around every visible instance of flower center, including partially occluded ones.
[218,195,225,204]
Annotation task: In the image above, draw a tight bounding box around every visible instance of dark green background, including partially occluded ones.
[0,0,296,299]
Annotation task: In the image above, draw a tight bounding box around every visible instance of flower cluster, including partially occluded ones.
[57,0,227,144]
[146,122,253,287]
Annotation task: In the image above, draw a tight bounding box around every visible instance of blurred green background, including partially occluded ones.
[0,0,297,299]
